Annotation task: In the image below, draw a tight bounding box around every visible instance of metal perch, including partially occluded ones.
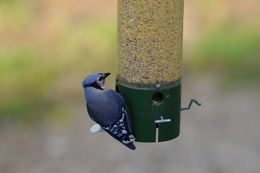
[181,99,202,111]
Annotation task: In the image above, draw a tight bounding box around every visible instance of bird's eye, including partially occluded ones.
[98,77,103,81]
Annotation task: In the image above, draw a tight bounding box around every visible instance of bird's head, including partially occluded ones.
[82,72,111,89]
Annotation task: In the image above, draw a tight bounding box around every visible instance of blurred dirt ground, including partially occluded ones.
[1,74,259,173]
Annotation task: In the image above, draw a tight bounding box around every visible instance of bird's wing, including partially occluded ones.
[86,89,125,126]
[86,104,95,121]
[102,111,136,150]
[102,90,135,150]
[113,91,133,134]
[86,89,135,150]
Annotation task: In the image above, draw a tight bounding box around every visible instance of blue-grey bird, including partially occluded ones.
[82,72,136,150]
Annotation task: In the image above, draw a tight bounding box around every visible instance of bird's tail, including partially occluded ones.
[125,142,136,150]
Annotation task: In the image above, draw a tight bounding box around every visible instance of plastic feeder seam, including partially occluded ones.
[116,0,184,142]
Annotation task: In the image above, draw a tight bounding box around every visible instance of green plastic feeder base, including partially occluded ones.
[116,78,181,143]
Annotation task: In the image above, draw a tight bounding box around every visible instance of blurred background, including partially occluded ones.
[0,0,259,172]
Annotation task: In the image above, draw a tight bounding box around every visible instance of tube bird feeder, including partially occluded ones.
[116,0,184,142]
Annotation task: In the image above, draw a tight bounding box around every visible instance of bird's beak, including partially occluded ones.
[103,73,111,78]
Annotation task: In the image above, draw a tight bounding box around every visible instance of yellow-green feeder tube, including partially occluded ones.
[116,0,183,142]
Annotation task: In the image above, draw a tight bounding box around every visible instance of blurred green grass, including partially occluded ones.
[0,0,117,124]
[0,0,259,124]
[189,24,260,85]
[0,20,117,124]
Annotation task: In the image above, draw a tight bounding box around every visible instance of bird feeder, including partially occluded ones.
[116,0,184,142]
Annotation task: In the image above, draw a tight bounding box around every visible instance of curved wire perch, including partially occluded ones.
[181,99,202,111]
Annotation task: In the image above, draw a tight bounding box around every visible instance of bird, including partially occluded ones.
[82,72,136,150]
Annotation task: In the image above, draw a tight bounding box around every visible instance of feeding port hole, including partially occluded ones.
[152,92,164,104]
